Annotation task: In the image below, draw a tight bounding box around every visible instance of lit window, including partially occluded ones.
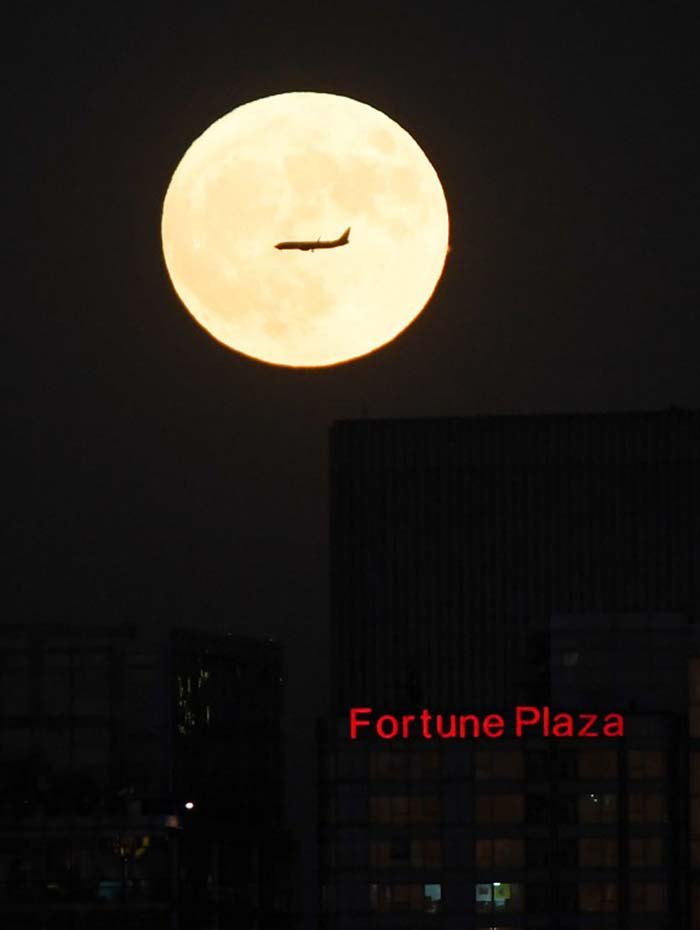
[579,837,617,867]
[475,794,524,824]
[369,883,435,913]
[392,884,420,911]
[578,750,617,778]
[411,796,440,823]
[628,793,668,823]
[578,793,617,823]
[631,882,666,911]
[475,882,492,909]
[369,796,440,825]
[579,882,618,912]
[371,837,425,868]
[475,839,491,868]
[628,750,666,779]
[494,838,523,867]
[629,837,662,867]
[475,838,523,868]
[423,883,441,913]
[475,750,524,780]
[475,882,524,914]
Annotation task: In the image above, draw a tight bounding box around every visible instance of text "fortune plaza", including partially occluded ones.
[349,707,625,740]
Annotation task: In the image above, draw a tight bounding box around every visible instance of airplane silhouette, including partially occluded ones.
[275,227,350,252]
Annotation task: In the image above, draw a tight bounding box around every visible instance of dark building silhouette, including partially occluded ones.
[172,627,283,824]
[0,623,298,930]
[171,627,298,930]
[320,409,700,928]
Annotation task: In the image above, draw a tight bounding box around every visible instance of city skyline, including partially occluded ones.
[5,4,699,927]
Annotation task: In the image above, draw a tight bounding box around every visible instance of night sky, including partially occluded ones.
[6,3,699,917]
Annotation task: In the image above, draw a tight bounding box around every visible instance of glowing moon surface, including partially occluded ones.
[162,92,449,367]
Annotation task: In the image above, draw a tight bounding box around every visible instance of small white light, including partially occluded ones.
[185,801,195,810]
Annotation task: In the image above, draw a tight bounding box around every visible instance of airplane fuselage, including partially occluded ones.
[275,240,346,251]
[275,227,350,251]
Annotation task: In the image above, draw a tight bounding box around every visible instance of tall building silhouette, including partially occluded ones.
[321,409,700,928]
[329,410,698,711]
[0,623,298,929]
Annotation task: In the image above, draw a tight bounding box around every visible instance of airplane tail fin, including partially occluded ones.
[338,226,351,244]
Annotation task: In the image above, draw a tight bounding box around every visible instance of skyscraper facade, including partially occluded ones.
[329,410,699,713]
[321,410,700,928]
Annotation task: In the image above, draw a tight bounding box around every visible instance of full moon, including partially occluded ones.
[161,92,449,367]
